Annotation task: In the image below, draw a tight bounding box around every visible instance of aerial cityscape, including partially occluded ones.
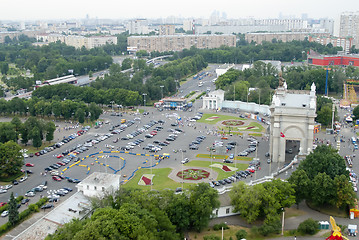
[1,2,359,240]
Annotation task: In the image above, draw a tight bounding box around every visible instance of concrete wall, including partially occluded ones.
[222,100,270,115]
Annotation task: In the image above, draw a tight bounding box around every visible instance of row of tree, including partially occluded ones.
[175,40,342,64]
[0,97,103,123]
[46,183,220,239]
[0,116,56,149]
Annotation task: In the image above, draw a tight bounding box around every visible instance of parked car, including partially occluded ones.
[25,163,34,167]
[1,211,8,217]
[181,158,189,164]
[223,159,233,163]
[52,176,62,182]
[41,204,54,209]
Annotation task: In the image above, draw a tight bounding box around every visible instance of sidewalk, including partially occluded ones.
[1,211,47,240]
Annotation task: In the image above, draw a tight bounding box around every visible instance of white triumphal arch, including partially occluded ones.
[269,76,317,163]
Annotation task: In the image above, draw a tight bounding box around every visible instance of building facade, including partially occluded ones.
[159,25,175,35]
[245,32,329,44]
[77,172,120,198]
[36,34,117,49]
[269,83,316,163]
[127,34,236,52]
[308,35,353,54]
[340,12,359,48]
[307,54,359,67]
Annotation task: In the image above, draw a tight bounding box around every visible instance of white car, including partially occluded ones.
[1,211,8,217]
[4,185,12,190]
[0,189,7,194]
[25,191,35,197]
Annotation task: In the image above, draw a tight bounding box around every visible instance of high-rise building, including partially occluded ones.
[126,19,149,35]
[340,12,359,47]
[159,25,175,35]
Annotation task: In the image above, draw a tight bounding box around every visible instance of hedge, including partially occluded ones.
[0,197,48,237]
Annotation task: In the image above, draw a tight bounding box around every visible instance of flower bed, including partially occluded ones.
[210,163,238,172]
[138,174,154,185]
[222,120,244,126]
[176,169,210,180]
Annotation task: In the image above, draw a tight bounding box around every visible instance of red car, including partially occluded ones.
[57,162,65,166]
[0,202,7,207]
[246,168,255,173]
[35,152,40,156]
[25,163,34,167]
[52,176,62,181]
[56,154,64,159]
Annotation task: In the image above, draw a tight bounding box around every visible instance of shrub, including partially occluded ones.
[35,197,48,208]
[28,204,39,212]
[297,218,319,235]
[18,209,32,220]
[204,235,220,240]
[258,220,281,236]
[0,222,11,235]
[213,222,229,231]
[235,229,247,240]
[16,196,24,202]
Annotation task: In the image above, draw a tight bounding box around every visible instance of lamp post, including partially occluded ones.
[324,67,331,96]
[151,156,153,191]
[110,101,115,112]
[174,80,179,93]
[221,221,227,240]
[281,207,285,235]
[142,93,147,107]
[160,85,164,99]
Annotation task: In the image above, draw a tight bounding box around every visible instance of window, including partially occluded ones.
[87,185,89,190]
[226,208,230,214]
[102,187,105,192]
[216,210,218,216]
[94,186,97,190]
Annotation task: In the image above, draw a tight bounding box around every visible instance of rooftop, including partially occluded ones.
[78,172,120,186]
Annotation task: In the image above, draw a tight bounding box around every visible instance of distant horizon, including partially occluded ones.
[1,0,358,22]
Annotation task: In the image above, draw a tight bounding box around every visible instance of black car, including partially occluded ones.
[12,180,19,185]
[41,204,54,209]
[224,178,232,184]
[212,181,220,186]
[223,159,233,163]
[21,198,30,204]
[218,180,226,185]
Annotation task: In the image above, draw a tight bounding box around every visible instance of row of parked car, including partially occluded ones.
[189,135,206,150]
[238,138,258,156]
[209,159,261,188]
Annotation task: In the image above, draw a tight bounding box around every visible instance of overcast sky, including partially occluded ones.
[1,0,358,21]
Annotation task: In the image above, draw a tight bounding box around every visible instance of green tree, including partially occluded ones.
[75,108,85,124]
[288,169,311,207]
[297,218,319,235]
[45,121,56,142]
[316,105,332,126]
[31,126,42,148]
[0,62,9,75]
[353,105,359,120]
[0,141,23,178]
[0,122,17,143]
[310,173,335,206]
[235,229,247,240]
[8,192,19,225]
[333,174,356,209]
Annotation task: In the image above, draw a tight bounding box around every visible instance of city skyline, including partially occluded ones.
[1,0,359,21]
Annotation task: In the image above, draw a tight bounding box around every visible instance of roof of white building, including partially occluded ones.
[78,172,120,187]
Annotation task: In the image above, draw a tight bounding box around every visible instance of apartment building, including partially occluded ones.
[340,12,359,47]
[159,25,175,35]
[245,32,330,44]
[36,34,117,49]
[127,34,236,52]
[308,35,353,53]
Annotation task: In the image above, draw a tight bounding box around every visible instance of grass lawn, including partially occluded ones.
[122,168,195,190]
[23,142,55,153]
[185,160,247,179]
[196,154,252,161]
[249,133,263,137]
[307,201,348,218]
[197,113,245,125]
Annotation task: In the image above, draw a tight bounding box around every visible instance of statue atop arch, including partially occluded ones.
[278,71,285,88]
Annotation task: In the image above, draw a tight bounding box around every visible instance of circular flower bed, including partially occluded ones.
[222,120,244,126]
[177,169,210,180]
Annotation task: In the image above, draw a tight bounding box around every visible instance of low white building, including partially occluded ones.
[212,192,238,218]
[215,64,235,77]
[202,89,225,110]
[77,172,120,198]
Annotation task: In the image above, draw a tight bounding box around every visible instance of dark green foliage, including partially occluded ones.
[8,192,19,226]
[0,141,23,179]
[235,229,247,240]
[203,235,221,240]
[258,217,281,236]
[213,222,229,231]
[297,218,319,235]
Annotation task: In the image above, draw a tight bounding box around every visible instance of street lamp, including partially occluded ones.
[221,222,227,240]
[174,80,179,93]
[110,101,115,112]
[281,207,285,235]
[160,85,164,99]
[142,93,147,107]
